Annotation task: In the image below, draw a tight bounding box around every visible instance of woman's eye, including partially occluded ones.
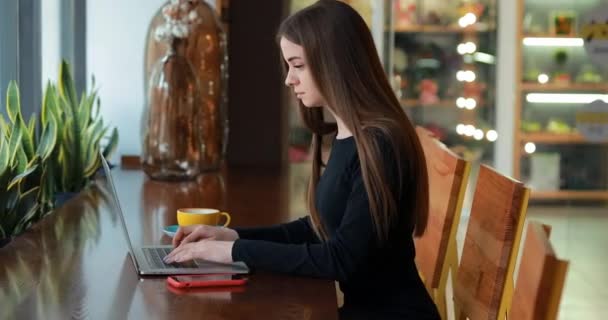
[293,65,304,69]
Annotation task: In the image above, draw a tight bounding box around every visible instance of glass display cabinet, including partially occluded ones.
[515,0,608,200]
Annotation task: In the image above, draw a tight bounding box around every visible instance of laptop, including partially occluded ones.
[99,153,250,276]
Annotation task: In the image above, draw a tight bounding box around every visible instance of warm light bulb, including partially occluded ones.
[457,42,477,55]
[486,130,498,142]
[457,44,467,55]
[458,17,468,28]
[525,142,536,154]
[456,70,476,82]
[456,97,467,108]
[464,13,477,24]
[465,42,477,53]
[465,71,476,82]
[465,98,477,110]
[464,125,476,136]
[537,73,549,84]
[456,124,466,135]
[459,13,477,27]
[456,71,466,81]
[473,129,484,140]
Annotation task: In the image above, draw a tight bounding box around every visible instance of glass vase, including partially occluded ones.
[141,38,201,181]
[144,0,228,171]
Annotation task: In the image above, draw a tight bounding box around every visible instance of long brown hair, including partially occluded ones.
[278,0,428,242]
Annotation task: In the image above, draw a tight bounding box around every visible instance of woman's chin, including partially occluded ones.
[300,100,323,108]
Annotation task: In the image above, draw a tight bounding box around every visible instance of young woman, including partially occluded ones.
[164,1,439,318]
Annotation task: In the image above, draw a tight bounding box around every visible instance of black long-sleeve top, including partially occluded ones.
[232,134,439,319]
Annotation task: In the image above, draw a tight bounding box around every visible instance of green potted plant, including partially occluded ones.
[552,50,571,85]
[0,59,119,247]
[0,81,58,245]
[50,60,118,205]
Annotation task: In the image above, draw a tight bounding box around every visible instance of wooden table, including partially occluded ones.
[0,168,338,319]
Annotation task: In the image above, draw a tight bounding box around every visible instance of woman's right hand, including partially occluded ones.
[172,225,239,248]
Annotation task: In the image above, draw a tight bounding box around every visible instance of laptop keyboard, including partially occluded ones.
[144,247,198,269]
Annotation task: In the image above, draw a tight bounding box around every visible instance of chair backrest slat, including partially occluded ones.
[510,222,569,320]
[455,164,529,320]
[415,126,470,289]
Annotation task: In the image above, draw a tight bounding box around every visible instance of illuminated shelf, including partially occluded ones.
[519,133,607,144]
[522,33,582,39]
[531,190,608,200]
[514,0,608,202]
[392,24,495,33]
[521,35,585,47]
[401,99,485,109]
[521,83,608,92]
[401,99,455,108]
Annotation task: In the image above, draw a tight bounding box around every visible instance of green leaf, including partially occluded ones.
[14,202,39,236]
[20,186,40,200]
[83,153,100,178]
[0,114,9,137]
[93,96,101,120]
[15,146,28,175]
[83,137,95,172]
[39,165,52,200]
[51,105,63,154]
[62,118,74,149]
[79,90,97,129]
[19,115,35,159]
[83,120,105,176]
[6,81,21,124]
[42,82,57,127]
[5,186,20,210]
[42,161,57,199]
[62,120,79,184]
[7,125,23,165]
[7,163,38,190]
[102,127,119,159]
[57,93,72,122]
[27,114,36,138]
[26,155,39,168]
[60,118,78,191]
[50,85,63,123]
[87,120,106,146]
[58,64,84,186]
[60,149,71,191]
[36,112,58,161]
[0,128,8,176]
[58,60,78,110]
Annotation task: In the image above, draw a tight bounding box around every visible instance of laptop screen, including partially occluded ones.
[99,152,140,271]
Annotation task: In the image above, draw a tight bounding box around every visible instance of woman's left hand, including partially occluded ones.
[163,240,234,264]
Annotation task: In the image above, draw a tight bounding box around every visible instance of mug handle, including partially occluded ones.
[220,212,231,227]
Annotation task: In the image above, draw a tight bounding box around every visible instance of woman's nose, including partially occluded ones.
[285,71,298,87]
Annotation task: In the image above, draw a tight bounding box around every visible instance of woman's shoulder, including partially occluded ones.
[344,128,401,174]
[362,127,409,179]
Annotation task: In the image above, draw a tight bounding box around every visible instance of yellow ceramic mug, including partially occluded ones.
[177,208,231,227]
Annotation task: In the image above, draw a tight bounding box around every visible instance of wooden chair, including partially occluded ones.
[454,164,530,320]
[509,222,569,320]
[414,126,471,320]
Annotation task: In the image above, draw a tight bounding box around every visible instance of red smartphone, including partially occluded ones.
[166,274,248,288]
[166,282,247,295]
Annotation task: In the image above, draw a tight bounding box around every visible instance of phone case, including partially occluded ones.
[166,283,247,295]
[166,275,247,288]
